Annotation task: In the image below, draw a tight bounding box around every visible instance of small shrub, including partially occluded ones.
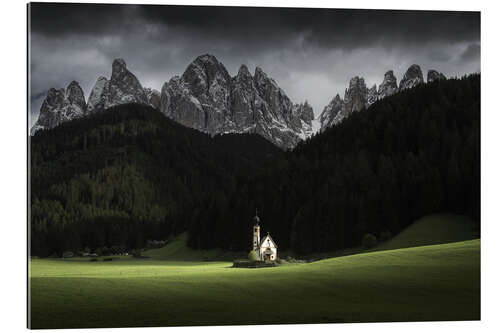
[90,258,98,262]
[103,257,113,261]
[362,233,378,249]
[248,250,260,262]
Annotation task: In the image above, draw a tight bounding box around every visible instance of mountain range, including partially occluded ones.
[319,65,446,130]
[31,55,313,149]
[31,55,445,149]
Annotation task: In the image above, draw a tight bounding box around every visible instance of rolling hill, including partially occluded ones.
[377,214,479,251]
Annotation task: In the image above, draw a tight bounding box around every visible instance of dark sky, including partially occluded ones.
[29,3,480,127]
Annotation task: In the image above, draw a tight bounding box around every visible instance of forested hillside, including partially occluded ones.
[188,74,480,254]
[30,75,480,257]
[30,104,282,256]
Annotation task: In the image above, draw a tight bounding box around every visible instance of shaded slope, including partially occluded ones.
[377,214,479,251]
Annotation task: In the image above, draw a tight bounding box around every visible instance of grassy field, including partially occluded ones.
[29,239,480,328]
[143,233,242,261]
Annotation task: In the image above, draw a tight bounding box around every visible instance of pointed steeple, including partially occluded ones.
[252,209,261,251]
[253,208,260,225]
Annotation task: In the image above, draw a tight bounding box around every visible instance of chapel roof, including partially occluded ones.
[260,233,277,248]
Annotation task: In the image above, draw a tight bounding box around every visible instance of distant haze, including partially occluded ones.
[29,4,480,126]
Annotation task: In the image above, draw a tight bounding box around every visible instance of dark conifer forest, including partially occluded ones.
[29,104,283,256]
[188,74,480,253]
[30,74,480,256]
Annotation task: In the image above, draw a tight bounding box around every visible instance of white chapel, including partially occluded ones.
[252,210,278,261]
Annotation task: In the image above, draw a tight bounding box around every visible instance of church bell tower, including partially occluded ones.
[252,209,261,251]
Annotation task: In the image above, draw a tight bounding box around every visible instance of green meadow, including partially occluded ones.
[29,235,480,328]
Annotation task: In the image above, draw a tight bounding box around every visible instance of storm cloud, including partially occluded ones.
[29,3,480,125]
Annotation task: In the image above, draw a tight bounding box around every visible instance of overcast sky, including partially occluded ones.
[29,3,480,125]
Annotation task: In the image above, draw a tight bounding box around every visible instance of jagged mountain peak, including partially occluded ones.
[254,66,265,75]
[236,64,252,79]
[65,81,86,108]
[349,76,365,86]
[254,66,273,83]
[182,54,231,101]
[86,76,108,114]
[46,88,65,103]
[93,58,148,112]
[167,75,181,84]
[111,58,128,78]
[185,54,230,77]
[427,69,446,82]
[32,58,157,132]
[159,55,312,149]
[254,66,266,81]
[344,75,368,114]
[254,66,281,93]
[399,64,424,91]
[165,53,233,135]
[367,84,378,105]
[320,64,442,132]
[145,87,161,110]
[67,80,81,89]
[294,101,314,122]
[31,82,87,134]
[378,70,398,99]
[193,53,219,64]
[320,93,345,130]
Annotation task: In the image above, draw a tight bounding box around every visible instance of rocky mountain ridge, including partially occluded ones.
[31,55,313,149]
[30,81,86,136]
[319,65,446,130]
[160,54,313,149]
[31,57,447,148]
[32,59,159,135]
